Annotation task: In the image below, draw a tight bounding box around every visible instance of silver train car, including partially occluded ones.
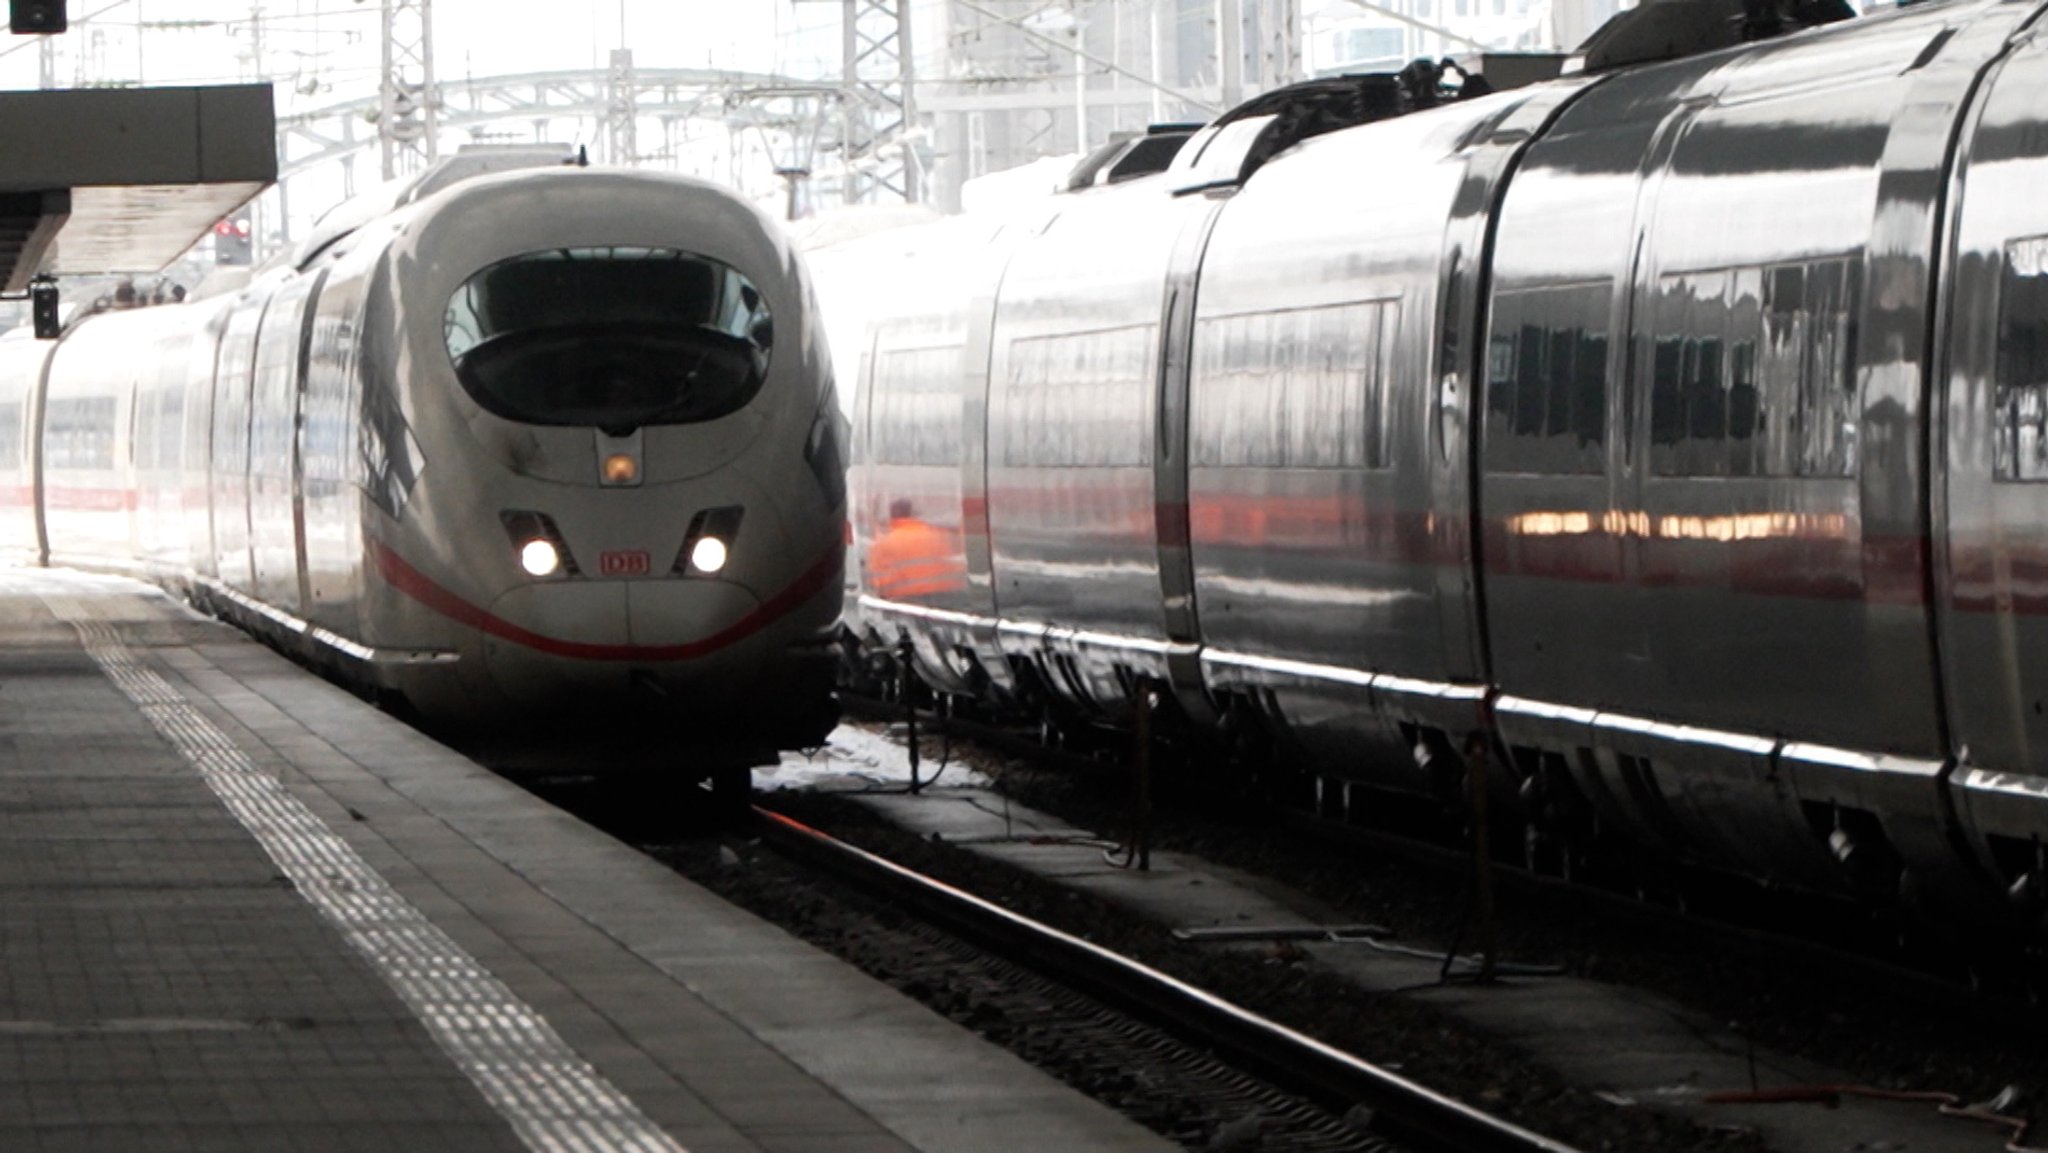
[850,0,2048,931]
[0,157,846,766]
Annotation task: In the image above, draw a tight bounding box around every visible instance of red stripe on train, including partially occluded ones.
[369,538,841,662]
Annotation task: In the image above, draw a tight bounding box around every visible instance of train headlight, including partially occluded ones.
[520,539,562,577]
[689,536,728,574]
[501,510,581,577]
[673,505,745,577]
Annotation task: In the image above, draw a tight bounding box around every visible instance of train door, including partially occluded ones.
[181,299,232,582]
[40,326,133,569]
[853,225,990,693]
[249,271,325,613]
[984,193,1190,717]
[301,257,371,636]
[1934,27,2048,892]
[209,289,271,594]
[119,338,143,563]
[134,331,191,575]
[1152,199,1227,722]
[1481,73,1667,727]
[951,215,1037,696]
[0,336,52,563]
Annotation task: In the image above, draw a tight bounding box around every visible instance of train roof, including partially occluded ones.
[288,145,579,271]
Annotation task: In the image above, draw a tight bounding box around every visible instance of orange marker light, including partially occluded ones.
[603,453,639,485]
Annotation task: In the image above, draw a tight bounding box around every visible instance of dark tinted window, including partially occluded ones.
[1996,235,2048,481]
[1484,283,1609,475]
[444,247,772,431]
[1648,259,1855,478]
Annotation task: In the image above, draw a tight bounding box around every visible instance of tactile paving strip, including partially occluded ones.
[50,601,688,1153]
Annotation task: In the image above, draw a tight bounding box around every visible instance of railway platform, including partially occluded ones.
[0,566,1174,1153]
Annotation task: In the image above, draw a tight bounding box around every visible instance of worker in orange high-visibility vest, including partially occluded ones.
[866,498,968,602]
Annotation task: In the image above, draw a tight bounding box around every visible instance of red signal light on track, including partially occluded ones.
[213,217,254,266]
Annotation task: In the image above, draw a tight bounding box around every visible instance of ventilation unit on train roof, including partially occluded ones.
[1568,0,1856,73]
[1062,123,1206,193]
[1169,60,1492,197]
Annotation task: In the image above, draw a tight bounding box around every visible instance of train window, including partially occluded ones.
[304,308,361,491]
[1995,235,2048,481]
[1648,333,1682,467]
[1725,268,1764,476]
[44,397,115,471]
[1002,325,1155,468]
[1795,260,1856,477]
[1515,320,1547,440]
[1648,258,1856,478]
[1483,283,1608,475]
[443,247,771,431]
[868,345,961,467]
[1192,300,1395,470]
[0,401,20,471]
[137,333,190,475]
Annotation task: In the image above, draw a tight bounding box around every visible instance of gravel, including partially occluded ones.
[672,792,1754,1149]
[505,709,2048,1151]
[728,718,2048,1152]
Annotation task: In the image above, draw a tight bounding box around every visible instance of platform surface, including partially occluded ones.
[0,567,1175,1153]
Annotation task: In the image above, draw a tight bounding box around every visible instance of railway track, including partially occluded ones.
[489,705,2047,1150]
[747,804,1579,1153]
[805,700,2048,1143]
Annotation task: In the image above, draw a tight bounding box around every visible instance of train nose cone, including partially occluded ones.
[479,580,765,711]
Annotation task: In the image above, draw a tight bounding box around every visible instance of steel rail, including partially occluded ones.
[753,806,1582,1153]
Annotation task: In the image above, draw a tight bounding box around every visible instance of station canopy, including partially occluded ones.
[0,83,275,290]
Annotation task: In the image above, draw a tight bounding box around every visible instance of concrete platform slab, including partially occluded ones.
[0,569,1175,1153]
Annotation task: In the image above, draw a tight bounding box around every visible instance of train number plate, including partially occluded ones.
[599,550,651,577]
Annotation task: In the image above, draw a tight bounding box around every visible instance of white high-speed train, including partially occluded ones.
[850,0,2048,935]
[0,155,846,776]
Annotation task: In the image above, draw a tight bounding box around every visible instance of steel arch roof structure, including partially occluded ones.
[277,66,858,199]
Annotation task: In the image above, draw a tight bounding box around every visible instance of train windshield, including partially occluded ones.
[443,247,772,431]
